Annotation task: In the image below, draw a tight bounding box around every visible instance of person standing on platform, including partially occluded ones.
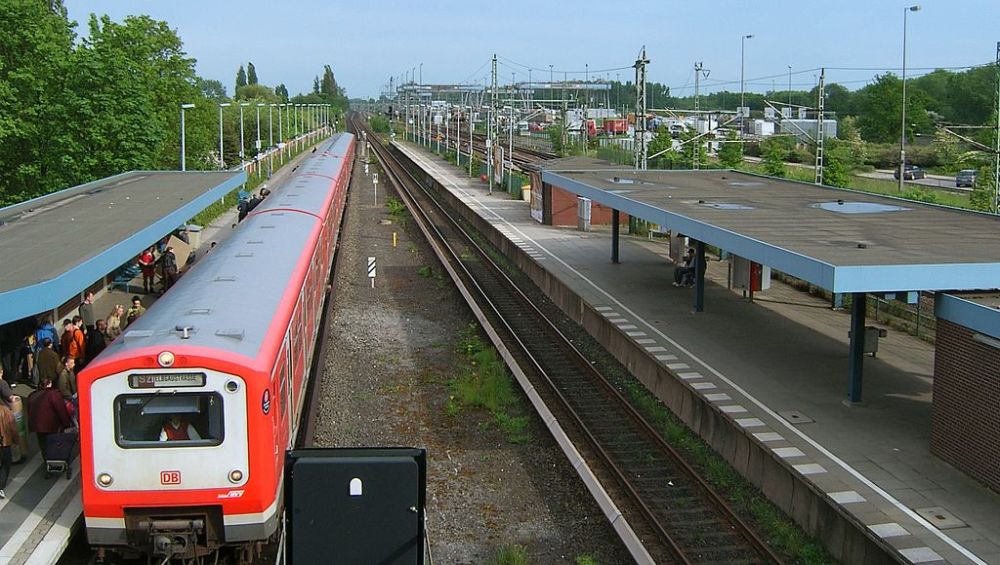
[0,399,18,498]
[36,338,60,385]
[161,246,178,293]
[27,379,71,465]
[79,292,96,333]
[106,305,125,340]
[139,247,156,294]
[86,319,110,364]
[124,296,146,328]
[60,319,85,366]
[34,317,57,355]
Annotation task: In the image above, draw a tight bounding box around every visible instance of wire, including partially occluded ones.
[498,55,634,76]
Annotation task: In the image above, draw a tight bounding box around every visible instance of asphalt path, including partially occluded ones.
[857,169,970,192]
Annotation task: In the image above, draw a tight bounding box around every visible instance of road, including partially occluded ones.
[858,169,969,192]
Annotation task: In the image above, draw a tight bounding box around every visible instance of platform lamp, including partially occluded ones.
[239,102,250,169]
[180,103,195,171]
[739,34,753,136]
[217,102,230,169]
[899,5,921,193]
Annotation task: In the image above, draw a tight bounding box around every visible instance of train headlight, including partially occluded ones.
[225,380,239,393]
[157,351,175,368]
[228,469,244,483]
[98,473,114,487]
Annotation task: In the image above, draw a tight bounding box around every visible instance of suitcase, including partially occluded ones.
[45,430,78,479]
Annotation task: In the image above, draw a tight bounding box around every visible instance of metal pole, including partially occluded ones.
[740,34,753,136]
[788,65,792,108]
[218,103,230,169]
[900,6,921,192]
[239,103,247,168]
[509,104,514,193]
[995,41,1000,214]
[180,106,186,171]
[278,104,284,164]
[468,105,473,176]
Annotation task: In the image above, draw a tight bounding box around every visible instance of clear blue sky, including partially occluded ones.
[65,1,999,99]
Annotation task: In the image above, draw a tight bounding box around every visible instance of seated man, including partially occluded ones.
[159,414,201,441]
[672,248,697,287]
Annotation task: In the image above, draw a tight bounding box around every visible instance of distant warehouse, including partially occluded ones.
[779,119,837,143]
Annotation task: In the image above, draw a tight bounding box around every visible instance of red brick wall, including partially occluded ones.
[931,319,1000,493]
[549,185,628,227]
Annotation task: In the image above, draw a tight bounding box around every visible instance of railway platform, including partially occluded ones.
[393,140,1000,564]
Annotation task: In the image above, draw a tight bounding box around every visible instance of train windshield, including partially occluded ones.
[114,392,224,448]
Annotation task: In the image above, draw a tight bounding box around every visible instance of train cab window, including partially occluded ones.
[114,393,224,448]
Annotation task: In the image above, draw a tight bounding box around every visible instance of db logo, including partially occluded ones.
[160,470,182,485]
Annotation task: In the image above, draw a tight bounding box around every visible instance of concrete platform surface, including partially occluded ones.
[395,141,1000,565]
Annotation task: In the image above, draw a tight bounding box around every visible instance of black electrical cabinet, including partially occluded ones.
[285,448,426,564]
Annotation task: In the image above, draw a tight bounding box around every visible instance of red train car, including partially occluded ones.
[77,133,355,561]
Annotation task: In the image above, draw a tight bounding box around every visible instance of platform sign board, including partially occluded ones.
[285,448,426,564]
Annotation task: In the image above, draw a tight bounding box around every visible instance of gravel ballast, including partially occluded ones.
[312,153,631,564]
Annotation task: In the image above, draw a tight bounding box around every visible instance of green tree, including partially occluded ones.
[320,65,339,98]
[854,73,932,144]
[312,75,320,94]
[198,78,226,100]
[647,127,681,169]
[0,0,76,203]
[969,164,996,212]
[236,83,277,102]
[236,65,247,89]
[717,131,743,168]
[822,140,852,187]
[247,62,258,85]
[761,137,787,177]
[275,84,289,102]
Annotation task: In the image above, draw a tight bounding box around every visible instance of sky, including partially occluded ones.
[64,1,1000,100]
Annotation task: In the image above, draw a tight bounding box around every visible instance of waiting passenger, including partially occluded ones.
[160,247,178,292]
[36,338,61,384]
[159,415,201,441]
[34,317,57,355]
[672,248,697,287]
[124,296,146,328]
[79,292,96,333]
[139,247,156,294]
[106,305,125,339]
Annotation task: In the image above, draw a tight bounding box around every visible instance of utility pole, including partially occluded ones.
[488,53,497,194]
[994,41,1000,214]
[694,61,704,169]
[634,46,649,170]
[815,68,826,185]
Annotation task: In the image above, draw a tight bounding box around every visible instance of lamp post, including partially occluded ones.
[217,102,230,169]
[787,66,792,108]
[268,104,274,176]
[239,102,249,168]
[278,103,284,164]
[899,5,921,193]
[256,103,264,154]
[740,34,754,135]
[180,103,195,171]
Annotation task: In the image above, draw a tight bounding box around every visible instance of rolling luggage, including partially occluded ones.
[45,430,77,479]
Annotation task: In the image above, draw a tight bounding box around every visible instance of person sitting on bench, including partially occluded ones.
[672,248,696,287]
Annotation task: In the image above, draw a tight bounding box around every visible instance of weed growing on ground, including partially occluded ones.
[418,265,433,278]
[489,544,529,565]
[575,555,599,565]
[448,325,531,444]
[385,196,409,222]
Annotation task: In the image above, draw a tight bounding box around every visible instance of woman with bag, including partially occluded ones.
[0,400,18,498]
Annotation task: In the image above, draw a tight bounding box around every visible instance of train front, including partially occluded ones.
[79,346,271,561]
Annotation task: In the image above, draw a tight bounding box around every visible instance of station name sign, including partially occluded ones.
[129,373,206,389]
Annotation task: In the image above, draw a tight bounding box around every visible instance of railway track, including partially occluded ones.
[351,113,784,565]
[407,124,556,169]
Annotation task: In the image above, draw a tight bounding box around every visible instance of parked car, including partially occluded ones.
[955,169,978,188]
[893,164,926,180]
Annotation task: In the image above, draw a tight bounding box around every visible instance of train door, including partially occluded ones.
[283,334,294,443]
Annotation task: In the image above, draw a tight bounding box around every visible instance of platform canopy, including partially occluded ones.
[540,166,1000,295]
[0,170,246,324]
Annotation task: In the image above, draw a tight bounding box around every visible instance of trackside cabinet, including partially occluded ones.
[285,448,426,564]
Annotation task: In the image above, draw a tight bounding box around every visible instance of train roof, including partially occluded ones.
[96,210,317,366]
[254,134,354,218]
[88,133,355,372]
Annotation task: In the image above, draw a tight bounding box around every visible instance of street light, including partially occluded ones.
[239,102,249,166]
[899,5,921,193]
[180,103,195,171]
[787,66,792,108]
[740,34,754,135]
[217,102,230,169]
[256,103,265,160]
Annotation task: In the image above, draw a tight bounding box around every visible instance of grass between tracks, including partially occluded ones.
[447,325,531,444]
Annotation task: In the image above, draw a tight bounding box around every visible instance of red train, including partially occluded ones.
[78,132,355,561]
